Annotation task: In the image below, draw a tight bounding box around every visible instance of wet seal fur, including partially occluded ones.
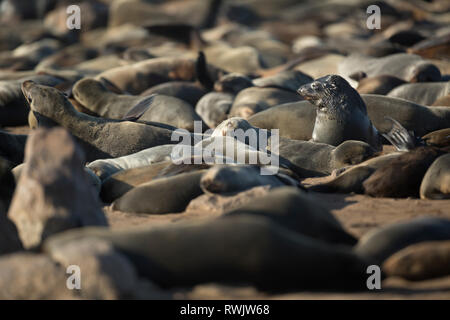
[298,75,382,151]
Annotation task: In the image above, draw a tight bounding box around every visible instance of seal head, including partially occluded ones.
[298,75,381,151]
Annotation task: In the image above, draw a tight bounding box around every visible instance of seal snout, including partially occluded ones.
[297,82,319,101]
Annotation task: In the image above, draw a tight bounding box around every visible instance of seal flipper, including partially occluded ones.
[121,95,156,122]
[382,116,423,151]
[195,51,214,90]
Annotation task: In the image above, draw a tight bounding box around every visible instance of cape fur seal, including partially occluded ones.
[354,217,450,265]
[100,160,210,203]
[339,53,442,83]
[274,138,375,177]
[112,170,206,214]
[95,56,224,95]
[224,186,357,245]
[43,214,369,291]
[229,86,300,119]
[382,240,450,281]
[72,78,207,132]
[139,81,207,106]
[387,82,450,106]
[21,81,179,161]
[195,92,234,128]
[349,73,406,95]
[200,165,297,194]
[308,152,402,194]
[363,146,445,198]
[0,130,27,165]
[0,74,67,126]
[297,75,383,151]
[87,144,176,181]
[420,154,450,200]
[248,95,450,140]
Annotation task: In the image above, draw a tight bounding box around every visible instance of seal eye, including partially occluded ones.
[311,82,320,90]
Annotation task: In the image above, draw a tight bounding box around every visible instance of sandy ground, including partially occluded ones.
[6,126,450,299]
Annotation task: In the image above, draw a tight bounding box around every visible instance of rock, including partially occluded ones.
[383,240,450,281]
[45,237,164,299]
[8,128,107,249]
[0,253,73,299]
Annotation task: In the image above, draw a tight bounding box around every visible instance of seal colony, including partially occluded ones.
[0,0,450,300]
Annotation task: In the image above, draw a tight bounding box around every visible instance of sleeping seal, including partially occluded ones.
[297,75,383,151]
[72,78,206,132]
[354,217,450,265]
[387,82,450,106]
[420,154,450,200]
[43,214,369,291]
[339,53,442,84]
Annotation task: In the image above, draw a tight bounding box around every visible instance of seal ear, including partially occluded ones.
[349,71,367,82]
[121,95,156,122]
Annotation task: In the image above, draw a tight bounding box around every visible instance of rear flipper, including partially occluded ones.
[382,116,423,151]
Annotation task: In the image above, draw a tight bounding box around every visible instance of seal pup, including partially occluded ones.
[21,81,179,161]
[420,154,450,200]
[111,170,207,214]
[72,78,207,132]
[87,144,176,181]
[100,159,211,203]
[363,146,444,198]
[43,215,369,291]
[297,75,383,151]
[354,217,450,265]
[200,165,298,194]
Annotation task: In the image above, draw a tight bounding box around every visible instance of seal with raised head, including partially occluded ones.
[21,81,179,161]
[297,75,383,151]
[247,95,450,141]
